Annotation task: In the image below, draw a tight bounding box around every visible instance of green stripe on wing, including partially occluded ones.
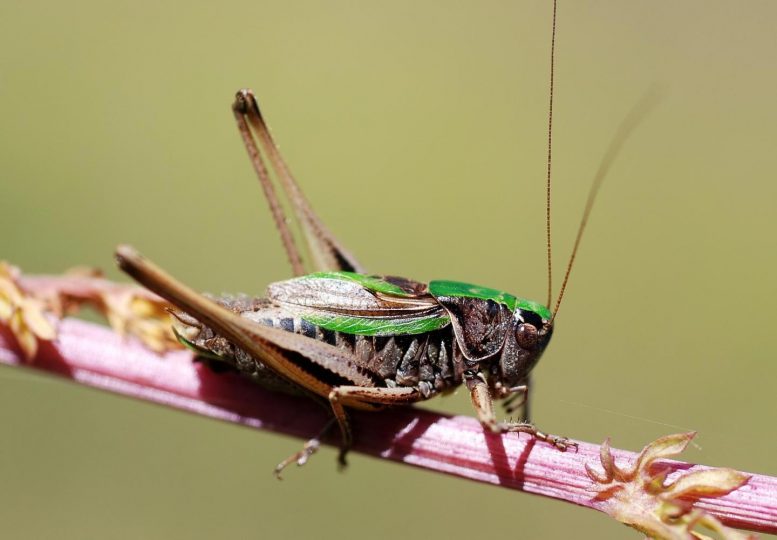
[302,312,450,336]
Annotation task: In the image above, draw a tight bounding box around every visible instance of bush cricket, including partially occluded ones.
[116,0,630,477]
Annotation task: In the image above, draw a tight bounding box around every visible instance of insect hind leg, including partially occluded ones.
[272,388,357,474]
[273,417,339,479]
[232,89,365,275]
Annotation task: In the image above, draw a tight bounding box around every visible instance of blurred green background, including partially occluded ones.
[2,1,776,538]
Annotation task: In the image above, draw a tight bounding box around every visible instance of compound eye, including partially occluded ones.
[515,323,539,349]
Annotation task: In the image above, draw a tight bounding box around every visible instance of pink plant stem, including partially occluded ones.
[1,318,775,535]
[19,274,163,301]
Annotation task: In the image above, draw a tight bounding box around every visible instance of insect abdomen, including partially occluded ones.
[255,311,464,397]
[178,295,465,397]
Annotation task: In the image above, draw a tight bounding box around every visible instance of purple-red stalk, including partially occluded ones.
[1,317,775,535]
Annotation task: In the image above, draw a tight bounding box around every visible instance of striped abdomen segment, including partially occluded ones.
[244,306,465,397]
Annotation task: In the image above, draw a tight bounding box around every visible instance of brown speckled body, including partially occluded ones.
[178,294,468,399]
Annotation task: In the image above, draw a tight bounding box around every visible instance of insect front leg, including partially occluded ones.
[465,371,575,451]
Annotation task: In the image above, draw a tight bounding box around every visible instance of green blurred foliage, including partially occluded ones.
[1,1,776,538]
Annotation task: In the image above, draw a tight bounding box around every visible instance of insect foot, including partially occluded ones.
[497,420,577,451]
[273,438,322,480]
[272,418,340,479]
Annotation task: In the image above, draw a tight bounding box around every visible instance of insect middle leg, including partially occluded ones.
[327,385,421,465]
[502,374,531,419]
[465,372,575,450]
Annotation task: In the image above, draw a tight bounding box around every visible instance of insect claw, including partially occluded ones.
[273,437,323,480]
[337,449,349,470]
[272,463,288,481]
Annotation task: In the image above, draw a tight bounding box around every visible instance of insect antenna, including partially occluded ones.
[551,91,660,323]
[544,0,558,309]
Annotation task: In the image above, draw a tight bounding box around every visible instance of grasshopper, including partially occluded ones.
[116,1,612,476]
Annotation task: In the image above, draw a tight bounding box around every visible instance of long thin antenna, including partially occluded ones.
[551,91,659,322]
[545,0,558,309]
